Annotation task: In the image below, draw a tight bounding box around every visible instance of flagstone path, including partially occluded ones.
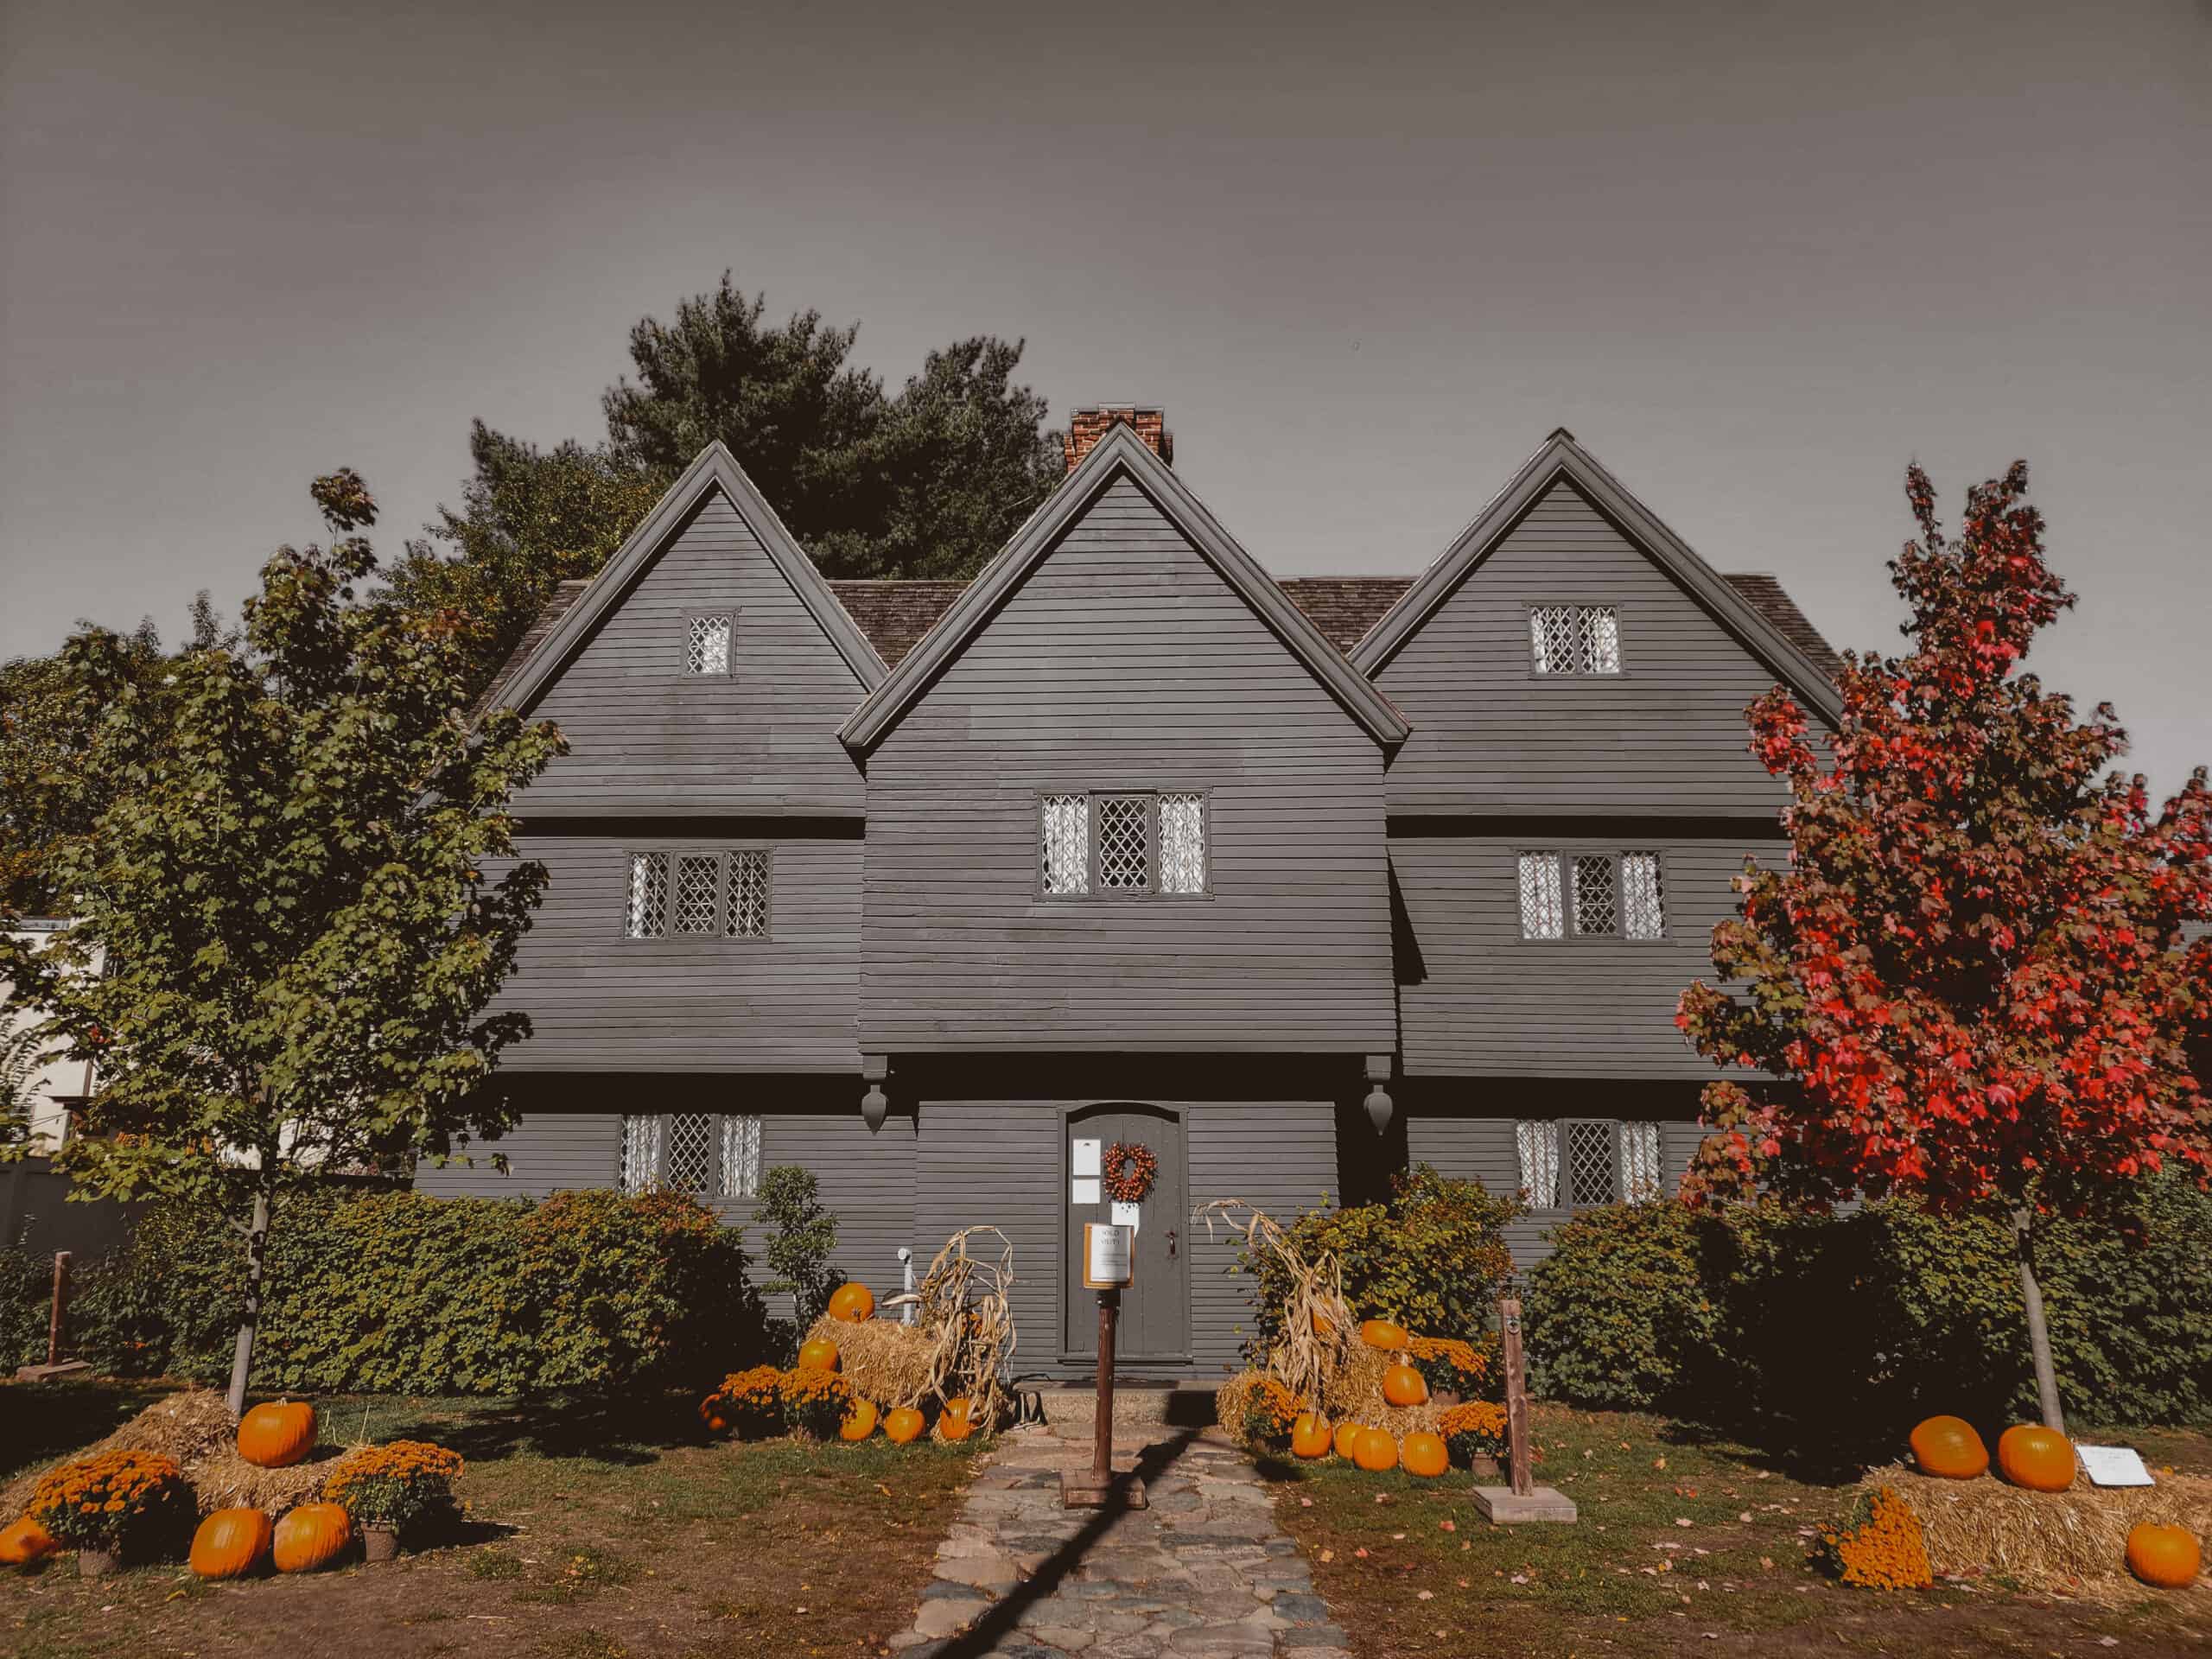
[885,1414,1352,1659]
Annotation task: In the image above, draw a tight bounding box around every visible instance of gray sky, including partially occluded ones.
[3,0,2207,797]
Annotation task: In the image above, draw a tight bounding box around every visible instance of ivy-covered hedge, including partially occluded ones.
[3,1187,763,1395]
[1523,1177,2212,1446]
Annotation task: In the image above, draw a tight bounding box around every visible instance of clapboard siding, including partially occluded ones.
[861,476,1395,1053]
[1392,836,1783,1077]
[492,834,860,1071]
[1374,481,1796,815]
[518,488,868,816]
[721,1110,916,1313]
[1185,1102,1340,1378]
[416,1111,621,1198]
[910,1102,1068,1383]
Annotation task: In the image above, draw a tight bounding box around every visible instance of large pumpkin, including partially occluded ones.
[829,1282,875,1324]
[1382,1363,1429,1408]
[0,1516,56,1566]
[1290,1413,1332,1460]
[1311,1310,1336,1339]
[1332,1421,1365,1460]
[796,1338,841,1373]
[238,1400,317,1469]
[1401,1432,1449,1478]
[883,1407,925,1445]
[840,1399,880,1442]
[1353,1427,1400,1472]
[1359,1319,1410,1352]
[1910,1415,1989,1480]
[2126,1522,2202,1589]
[190,1508,273,1580]
[271,1503,352,1573]
[938,1397,976,1442]
[1996,1424,2075,1492]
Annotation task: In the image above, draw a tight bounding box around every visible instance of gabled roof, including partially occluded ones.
[1349,429,1846,725]
[476,442,887,718]
[827,580,973,670]
[836,423,1413,752]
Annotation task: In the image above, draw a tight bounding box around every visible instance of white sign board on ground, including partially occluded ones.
[2078,1445,2154,1487]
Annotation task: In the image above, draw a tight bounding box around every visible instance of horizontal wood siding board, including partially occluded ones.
[861,474,1395,1053]
[912,1102,1067,1384]
[721,1111,916,1318]
[1185,1102,1340,1378]
[1392,836,1773,1077]
[415,1112,621,1199]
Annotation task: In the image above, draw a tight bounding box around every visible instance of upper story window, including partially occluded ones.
[685,613,733,676]
[1040,791,1207,899]
[1517,1118,1665,1207]
[1529,604,1620,675]
[1518,850,1665,940]
[625,849,772,938]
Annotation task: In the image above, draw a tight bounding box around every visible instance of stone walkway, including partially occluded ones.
[887,1413,1351,1659]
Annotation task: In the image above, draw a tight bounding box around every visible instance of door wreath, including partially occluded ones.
[1101,1141,1158,1205]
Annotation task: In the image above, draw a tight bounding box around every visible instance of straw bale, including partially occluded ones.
[1320,1345,1445,1438]
[185,1446,341,1517]
[1865,1461,2212,1601]
[803,1313,937,1411]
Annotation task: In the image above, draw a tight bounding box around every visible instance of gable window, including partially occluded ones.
[1516,1119,1665,1207]
[1039,791,1209,899]
[1518,850,1665,940]
[617,1112,765,1197]
[625,849,772,939]
[685,613,733,676]
[1529,604,1621,675]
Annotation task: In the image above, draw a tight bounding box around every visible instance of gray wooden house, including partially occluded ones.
[416,411,1841,1381]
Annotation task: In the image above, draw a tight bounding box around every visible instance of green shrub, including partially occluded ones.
[1244,1165,1520,1363]
[757,1165,841,1357]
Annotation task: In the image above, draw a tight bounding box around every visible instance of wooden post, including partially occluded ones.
[1062,1224,1144,1509]
[1501,1295,1532,1497]
[1091,1287,1118,1487]
[47,1250,72,1367]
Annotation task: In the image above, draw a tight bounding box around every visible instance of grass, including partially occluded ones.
[1259,1403,2212,1658]
[0,1378,979,1659]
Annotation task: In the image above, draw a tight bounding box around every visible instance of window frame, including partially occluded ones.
[616,1111,766,1198]
[1034,788,1212,902]
[1514,847,1669,944]
[1522,599,1630,679]
[1518,1117,1669,1211]
[619,847,774,943]
[682,609,736,678]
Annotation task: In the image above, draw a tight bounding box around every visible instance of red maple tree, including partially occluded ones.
[1678,461,2212,1431]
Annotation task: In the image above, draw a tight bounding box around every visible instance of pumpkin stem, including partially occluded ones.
[2013,1207,2066,1435]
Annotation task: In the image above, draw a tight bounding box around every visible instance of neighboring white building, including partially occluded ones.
[3,919,99,1153]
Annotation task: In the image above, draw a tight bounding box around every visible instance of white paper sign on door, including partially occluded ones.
[1071,1178,1102,1206]
[1110,1200,1141,1234]
[1071,1138,1102,1178]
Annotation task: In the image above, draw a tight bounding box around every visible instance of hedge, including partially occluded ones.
[1523,1177,2212,1452]
[2,1187,765,1395]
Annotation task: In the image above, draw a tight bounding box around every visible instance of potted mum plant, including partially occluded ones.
[29,1449,193,1576]
[321,1441,465,1562]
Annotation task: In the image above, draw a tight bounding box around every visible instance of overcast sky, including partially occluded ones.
[3,0,2206,796]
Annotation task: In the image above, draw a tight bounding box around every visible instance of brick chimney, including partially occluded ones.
[1063,405,1173,474]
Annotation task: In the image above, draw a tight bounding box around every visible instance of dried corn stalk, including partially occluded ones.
[1194,1198,1353,1409]
[883,1225,1018,1428]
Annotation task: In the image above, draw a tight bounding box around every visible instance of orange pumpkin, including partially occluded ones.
[1996,1424,2075,1492]
[1332,1421,1365,1460]
[190,1507,273,1580]
[1910,1415,1989,1480]
[0,1516,56,1566]
[1311,1310,1336,1339]
[840,1399,880,1442]
[1359,1319,1410,1352]
[1290,1413,1332,1459]
[796,1338,841,1373]
[1401,1432,1449,1478]
[1353,1427,1400,1472]
[2126,1522,2202,1589]
[238,1400,317,1469]
[829,1282,875,1324]
[938,1397,976,1442]
[1382,1363,1429,1408]
[884,1407,925,1445]
[270,1503,352,1573]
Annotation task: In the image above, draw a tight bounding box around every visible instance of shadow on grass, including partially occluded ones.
[370,1388,719,1469]
[0,1376,178,1483]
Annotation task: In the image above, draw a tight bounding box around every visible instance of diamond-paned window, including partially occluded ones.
[1565,1120,1617,1207]
[718,1115,763,1198]
[727,849,770,938]
[1041,796,1090,895]
[1515,1120,1560,1208]
[1096,795,1151,893]
[618,1114,660,1195]
[1517,852,1564,939]
[1620,1120,1663,1202]
[673,855,721,934]
[1160,793,1206,894]
[1529,605,1621,675]
[686,613,732,676]
[1572,855,1618,937]
[664,1112,713,1191]
[626,853,669,938]
[1622,852,1665,939]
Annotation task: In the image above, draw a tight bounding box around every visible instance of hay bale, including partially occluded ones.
[1320,1346,1444,1438]
[0,1388,234,1516]
[805,1314,936,1411]
[184,1446,343,1518]
[1866,1461,2212,1600]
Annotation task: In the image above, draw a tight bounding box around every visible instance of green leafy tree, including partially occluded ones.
[0,470,567,1415]
[756,1164,842,1342]
[1677,461,2212,1432]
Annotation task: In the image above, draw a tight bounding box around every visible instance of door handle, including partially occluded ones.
[1166,1228,1179,1260]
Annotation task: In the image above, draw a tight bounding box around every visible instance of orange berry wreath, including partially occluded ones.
[1101,1141,1158,1204]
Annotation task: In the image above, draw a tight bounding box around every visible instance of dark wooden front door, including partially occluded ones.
[1063,1103,1189,1363]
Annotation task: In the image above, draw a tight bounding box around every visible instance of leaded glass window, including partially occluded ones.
[1521,1119,1669,1207]
[727,849,770,938]
[1620,1120,1663,1202]
[1096,795,1151,892]
[1529,604,1621,675]
[1518,852,1564,939]
[626,853,669,938]
[660,1112,713,1191]
[618,1114,659,1195]
[1572,855,1617,937]
[1160,793,1206,894]
[718,1115,763,1198]
[1622,852,1665,939]
[1515,1120,1560,1208]
[672,855,721,934]
[1564,1119,1618,1207]
[1041,795,1090,895]
[685,613,732,675]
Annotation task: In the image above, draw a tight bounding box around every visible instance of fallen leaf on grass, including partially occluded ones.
[1319,1549,1333,1563]
[1438,1519,1455,1532]
[1354,1548,1369,1559]
[1417,1589,1434,1601]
